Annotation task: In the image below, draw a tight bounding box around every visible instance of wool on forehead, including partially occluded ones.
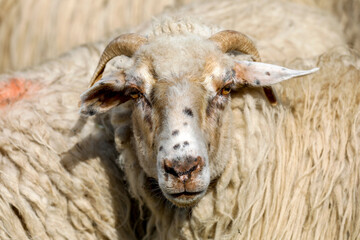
[144,16,221,39]
[138,35,223,81]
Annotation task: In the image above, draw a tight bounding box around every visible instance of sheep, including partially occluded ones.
[80,7,359,240]
[0,0,359,239]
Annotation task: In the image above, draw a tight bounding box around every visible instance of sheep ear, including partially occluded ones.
[233,60,319,86]
[80,72,130,116]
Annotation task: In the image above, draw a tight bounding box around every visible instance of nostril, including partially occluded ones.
[185,164,198,175]
[163,156,203,180]
[164,159,179,177]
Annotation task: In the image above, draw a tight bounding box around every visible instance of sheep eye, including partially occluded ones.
[130,92,140,99]
[221,85,231,95]
[128,89,141,99]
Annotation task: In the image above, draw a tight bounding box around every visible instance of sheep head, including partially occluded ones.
[80,31,317,207]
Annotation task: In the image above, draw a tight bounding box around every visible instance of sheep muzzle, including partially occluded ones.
[160,155,208,207]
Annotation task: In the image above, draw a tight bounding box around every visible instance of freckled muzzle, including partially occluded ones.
[156,124,210,206]
[157,121,210,207]
[156,126,210,207]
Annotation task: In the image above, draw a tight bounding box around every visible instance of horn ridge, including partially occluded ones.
[89,33,147,87]
[209,30,260,62]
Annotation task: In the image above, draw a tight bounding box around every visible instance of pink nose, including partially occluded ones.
[163,156,204,183]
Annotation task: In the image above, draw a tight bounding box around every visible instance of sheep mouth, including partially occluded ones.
[170,191,204,198]
[166,190,206,207]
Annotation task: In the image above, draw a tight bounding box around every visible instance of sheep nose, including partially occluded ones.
[163,156,204,182]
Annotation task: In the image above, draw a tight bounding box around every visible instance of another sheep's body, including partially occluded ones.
[0,45,137,239]
[0,0,359,239]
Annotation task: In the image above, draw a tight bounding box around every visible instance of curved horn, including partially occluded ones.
[209,30,260,62]
[89,33,147,87]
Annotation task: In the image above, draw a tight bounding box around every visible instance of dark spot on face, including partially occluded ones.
[173,144,180,150]
[208,143,211,149]
[183,141,189,147]
[115,79,119,84]
[183,122,188,126]
[99,82,105,86]
[266,72,270,76]
[172,130,179,136]
[215,101,226,111]
[159,146,163,151]
[183,108,194,117]
[87,108,96,116]
[255,79,261,85]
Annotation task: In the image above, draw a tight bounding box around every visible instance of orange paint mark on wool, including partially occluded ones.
[0,78,39,108]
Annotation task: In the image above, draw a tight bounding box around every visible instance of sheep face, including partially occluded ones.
[127,36,234,207]
[80,33,318,208]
